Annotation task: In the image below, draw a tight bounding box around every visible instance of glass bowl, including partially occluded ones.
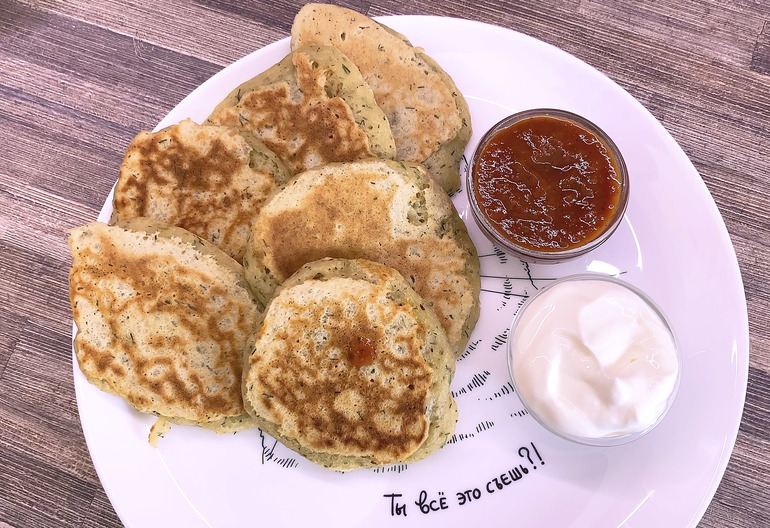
[467,109,629,263]
[507,274,681,446]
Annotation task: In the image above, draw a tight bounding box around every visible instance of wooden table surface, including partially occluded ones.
[1,1,768,526]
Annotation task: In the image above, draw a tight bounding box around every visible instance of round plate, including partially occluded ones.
[73,16,749,528]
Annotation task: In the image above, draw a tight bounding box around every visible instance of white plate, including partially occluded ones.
[74,16,749,528]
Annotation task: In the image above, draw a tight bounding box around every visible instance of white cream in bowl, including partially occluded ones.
[508,275,681,445]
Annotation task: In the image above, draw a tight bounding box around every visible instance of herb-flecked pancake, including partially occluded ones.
[113,119,291,263]
[291,4,472,193]
[243,258,457,470]
[69,219,260,444]
[243,158,480,356]
[207,45,396,175]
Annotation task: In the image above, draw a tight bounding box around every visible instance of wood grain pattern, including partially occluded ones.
[1,0,768,526]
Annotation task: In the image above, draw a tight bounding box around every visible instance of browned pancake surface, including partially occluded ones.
[249,276,432,462]
[69,221,259,429]
[243,258,457,469]
[291,4,472,192]
[207,46,395,175]
[244,159,481,355]
[114,119,290,262]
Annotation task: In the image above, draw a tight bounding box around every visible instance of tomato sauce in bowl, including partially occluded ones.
[468,109,629,262]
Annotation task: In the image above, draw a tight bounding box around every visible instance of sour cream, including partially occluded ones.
[508,275,680,444]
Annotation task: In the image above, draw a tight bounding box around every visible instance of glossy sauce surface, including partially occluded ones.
[473,116,622,251]
[347,336,376,367]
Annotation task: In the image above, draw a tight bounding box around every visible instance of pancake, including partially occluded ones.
[69,218,260,444]
[112,119,291,263]
[291,4,472,193]
[243,258,457,470]
[206,45,396,175]
[243,158,480,355]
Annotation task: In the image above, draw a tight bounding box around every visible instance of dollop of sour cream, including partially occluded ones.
[509,277,680,441]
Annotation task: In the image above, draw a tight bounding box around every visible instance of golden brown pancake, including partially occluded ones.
[242,258,457,470]
[69,218,260,443]
[113,119,291,263]
[207,45,396,175]
[243,158,480,355]
[291,4,472,193]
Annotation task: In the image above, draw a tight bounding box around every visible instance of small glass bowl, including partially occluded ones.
[507,274,681,446]
[467,109,629,264]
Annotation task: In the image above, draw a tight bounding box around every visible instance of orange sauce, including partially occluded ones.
[473,116,623,252]
[348,336,376,367]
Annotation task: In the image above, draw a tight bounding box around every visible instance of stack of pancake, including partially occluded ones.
[69,4,480,470]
